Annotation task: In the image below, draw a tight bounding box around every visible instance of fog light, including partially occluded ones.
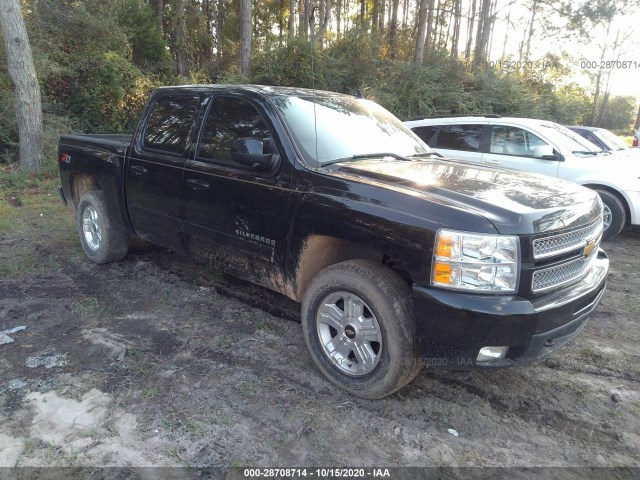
[477,346,509,362]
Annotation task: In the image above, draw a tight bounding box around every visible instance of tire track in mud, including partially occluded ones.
[126,241,301,320]
[427,374,626,450]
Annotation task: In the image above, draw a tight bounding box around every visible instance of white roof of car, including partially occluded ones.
[405,116,557,128]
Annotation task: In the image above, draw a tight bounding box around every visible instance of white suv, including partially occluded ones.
[405,115,640,239]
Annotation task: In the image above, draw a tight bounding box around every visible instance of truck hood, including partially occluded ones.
[325,158,601,234]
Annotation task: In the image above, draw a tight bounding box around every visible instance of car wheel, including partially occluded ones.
[596,190,626,240]
[301,260,420,399]
[76,191,129,264]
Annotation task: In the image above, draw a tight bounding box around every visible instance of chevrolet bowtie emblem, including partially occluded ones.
[583,239,597,257]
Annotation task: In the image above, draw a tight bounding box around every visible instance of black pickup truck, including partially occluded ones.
[58,85,609,398]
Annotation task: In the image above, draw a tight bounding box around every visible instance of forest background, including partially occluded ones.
[1,0,639,174]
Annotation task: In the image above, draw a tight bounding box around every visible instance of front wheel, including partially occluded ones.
[76,191,129,264]
[596,190,626,240]
[301,260,420,399]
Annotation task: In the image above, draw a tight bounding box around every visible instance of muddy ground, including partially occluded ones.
[0,179,639,475]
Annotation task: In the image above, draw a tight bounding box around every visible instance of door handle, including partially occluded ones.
[186,179,210,191]
[130,165,148,176]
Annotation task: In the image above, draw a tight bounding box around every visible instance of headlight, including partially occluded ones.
[432,229,519,293]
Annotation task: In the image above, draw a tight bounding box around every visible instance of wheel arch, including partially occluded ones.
[290,234,415,302]
[71,174,102,208]
[582,184,630,226]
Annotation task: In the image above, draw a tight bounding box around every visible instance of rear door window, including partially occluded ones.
[434,124,483,152]
[143,95,199,155]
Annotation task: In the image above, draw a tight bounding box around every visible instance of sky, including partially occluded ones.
[487,0,640,98]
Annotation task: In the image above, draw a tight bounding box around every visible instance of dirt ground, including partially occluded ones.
[1,179,639,475]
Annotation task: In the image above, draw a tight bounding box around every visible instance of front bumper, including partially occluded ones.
[413,249,609,369]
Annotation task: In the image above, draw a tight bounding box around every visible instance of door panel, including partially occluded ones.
[181,95,292,290]
[126,95,200,249]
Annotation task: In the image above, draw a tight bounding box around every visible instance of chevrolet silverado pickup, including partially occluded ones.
[58,85,609,399]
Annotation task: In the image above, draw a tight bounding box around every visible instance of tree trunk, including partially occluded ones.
[299,0,310,39]
[312,0,331,44]
[414,0,429,65]
[402,0,409,29]
[379,0,385,31]
[432,0,440,49]
[174,0,189,76]
[596,91,610,127]
[597,29,621,127]
[372,0,379,33]
[501,1,512,59]
[473,0,491,65]
[156,0,164,36]
[289,0,295,38]
[425,0,435,53]
[464,0,476,60]
[203,0,214,61]
[216,0,224,61]
[451,0,461,58]
[487,0,497,59]
[0,0,43,171]
[443,1,452,49]
[523,0,538,63]
[388,0,400,58]
[336,0,342,38]
[590,21,611,126]
[239,0,252,76]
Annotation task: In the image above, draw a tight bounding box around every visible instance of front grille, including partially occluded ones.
[532,220,603,259]
[532,253,596,293]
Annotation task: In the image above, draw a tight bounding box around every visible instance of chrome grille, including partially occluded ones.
[532,252,597,293]
[533,220,603,260]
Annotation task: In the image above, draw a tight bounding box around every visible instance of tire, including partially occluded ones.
[596,190,626,241]
[301,260,420,399]
[76,191,129,264]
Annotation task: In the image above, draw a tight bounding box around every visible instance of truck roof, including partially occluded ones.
[152,84,349,99]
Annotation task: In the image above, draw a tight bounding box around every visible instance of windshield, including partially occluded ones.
[595,129,628,151]
[539,122,604,155]
[273,95,430,166]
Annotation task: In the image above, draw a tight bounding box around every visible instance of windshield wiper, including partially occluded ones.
[352,152,413,161]
[409,151,444,158]
[572,150,600,156]
[321,152,413,167]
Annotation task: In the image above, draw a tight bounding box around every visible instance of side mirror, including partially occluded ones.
[231,138,275,169]
[533,144,561,161]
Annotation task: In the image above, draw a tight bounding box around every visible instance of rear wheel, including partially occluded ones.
[596,190,626,240]
[301,260,420,399]
[76,191,129,264]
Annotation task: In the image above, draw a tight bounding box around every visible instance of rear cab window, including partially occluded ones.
[142,95,200,155]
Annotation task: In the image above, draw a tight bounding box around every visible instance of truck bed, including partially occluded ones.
[59,134,133,155]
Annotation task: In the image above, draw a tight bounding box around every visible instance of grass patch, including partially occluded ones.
[0,171,77,279]
[235,379,258,399]
[72,296,106,317]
